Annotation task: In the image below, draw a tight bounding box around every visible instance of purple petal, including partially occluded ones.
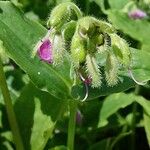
[38,39,53,63]
[128,9,147,19]
[84,76,92,84]
[76,110,83,125]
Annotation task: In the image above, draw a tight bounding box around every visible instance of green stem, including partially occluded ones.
[0,58,24,150]
[110,131,132,150]
[85,0,90,15]
[131,85,140,150]
[67,100,78,150]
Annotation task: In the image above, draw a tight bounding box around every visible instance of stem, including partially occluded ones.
[67,99,78,150]
[85,0,90,15]
[0,58,24,150]
[110,131,132,150]
[131,85,140,150]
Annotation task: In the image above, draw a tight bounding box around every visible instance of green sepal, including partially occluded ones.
[105,52,119,86]
[86,54,102,88]
[71,32,87,68]
[62,21,77,43]
[96,20,116,34]
[110,33,131,67]
[52,34,65,66]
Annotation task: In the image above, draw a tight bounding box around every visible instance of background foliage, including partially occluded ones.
[0,0,150,150]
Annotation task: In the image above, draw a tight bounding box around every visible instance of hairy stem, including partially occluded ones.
[0,57,24,150]
[67,99,78,150]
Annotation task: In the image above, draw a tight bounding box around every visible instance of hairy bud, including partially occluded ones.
[86,54,102,88]
[105,52,119,86]
[47,2,82,30]
[110,34,131,68]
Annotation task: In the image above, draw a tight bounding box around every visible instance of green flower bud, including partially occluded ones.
[52,34,65,65]
[96,33,109,53]
[96,20,115,34]
[110,34,131,67]
[62,20,77,43]
[105,52,119,86]
[86,54,102,88]
[47,2,82,31]
[71,32,86,68]
[77,16,98,38]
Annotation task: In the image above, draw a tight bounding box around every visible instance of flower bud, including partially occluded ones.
[97,20,115,34]
[86,54,102,88]
[110,34,131,67]
[105,52,119,86]
[47,2,82,30]
[76,109,83,125]
[62,21,77,43]
[96,33,109,53]
[71,32,87,68]
[52,34,65,65]
[77,17,98,39]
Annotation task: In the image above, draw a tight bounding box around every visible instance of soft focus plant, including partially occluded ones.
[0,0,150,150]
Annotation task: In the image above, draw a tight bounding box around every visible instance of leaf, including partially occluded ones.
[132,95,150,147]
[88,139,109,150]
[71,76,135,100]
[107,10,150,46]
[0,1,72,99]
[72,47,150,101]
[136,96,150,117]
[14,83,67,150]
[144,113,150,147]
[91,0,106,13]
[98,93,135,127]
[128,48,150,82]
[108,0,129,10]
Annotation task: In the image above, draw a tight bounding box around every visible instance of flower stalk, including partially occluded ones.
[67,99,78,150]
[0,56,24,150]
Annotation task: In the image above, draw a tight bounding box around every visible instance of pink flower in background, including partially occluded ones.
[38,39,53,63]
[128,9,147,19]
[76,110,83,125]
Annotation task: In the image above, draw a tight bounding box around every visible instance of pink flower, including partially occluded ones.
[38,39,53,63]
[84,76,92,84]
[128,9,147,19]
[76,110,83,125]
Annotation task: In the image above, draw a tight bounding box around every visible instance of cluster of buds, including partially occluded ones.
[33,2,144,100]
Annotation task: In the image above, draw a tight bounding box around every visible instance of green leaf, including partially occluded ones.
[130,49,150,82]
[88,139,109,150]
[71,76,135,100]
[108,0,128,10]
[14,83,67,150]
[0,1,72,99]
[72,46,150,100]
[98,93,135,127]
[144,113,150,147]
[91,0,106,13]
[136,96,150,117]
[134,96,150,147]
[108,10,150,46]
